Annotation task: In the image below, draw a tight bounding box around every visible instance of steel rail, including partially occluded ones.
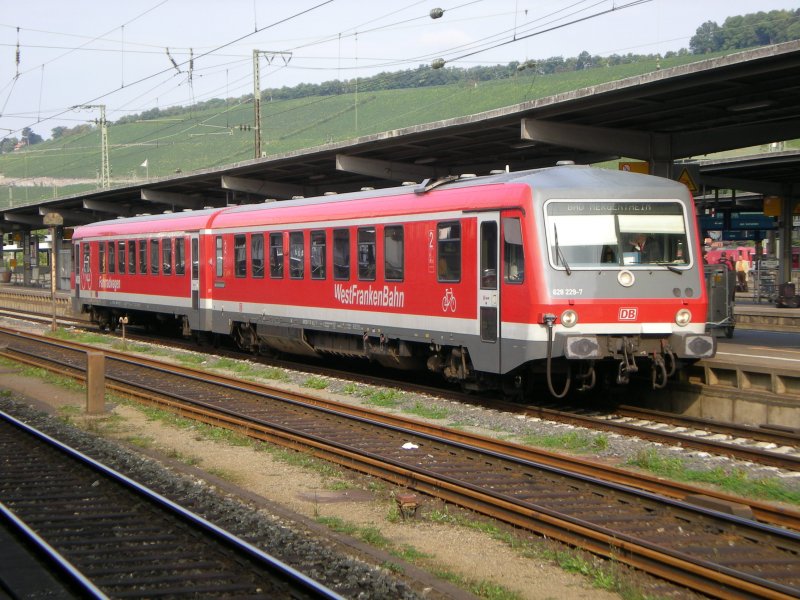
[1,332,799,598]
[0,326,798,533]
[0,501,109,599]
[0,410,346,600]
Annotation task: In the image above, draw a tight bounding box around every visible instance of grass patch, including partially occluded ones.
[125,434,155,449]
[360,388,402,408]
[302,376,329,390]
[521,431,609,453]
[629,448,800,505]
[407,401,448,420]
[205,466,243,484]
[425,507,651,599]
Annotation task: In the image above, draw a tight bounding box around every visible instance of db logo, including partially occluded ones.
[619,307,638,321]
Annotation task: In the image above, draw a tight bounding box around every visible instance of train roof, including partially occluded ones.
[72,165,690,239]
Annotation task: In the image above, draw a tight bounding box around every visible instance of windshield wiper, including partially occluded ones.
[553,224,571,276]
[655,262,682,274]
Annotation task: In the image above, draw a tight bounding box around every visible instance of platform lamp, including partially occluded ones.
[43,212,63,332]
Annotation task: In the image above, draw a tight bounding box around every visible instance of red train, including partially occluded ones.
[72,165,715,398]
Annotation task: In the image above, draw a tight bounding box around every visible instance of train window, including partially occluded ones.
[333,229,350,280]
[108,241,115,274]
[150,239,159,275]
[437,221,461,282]
[162,238,172,275]
[234,234,246,278]
[251,234,264,278]
[82,243,90,273]
[480,222,497,290]
[127,241,135,274]
[384,226,404,281]
[118,241,126,274]
[191,238,199,279]
[358,227,376,281]
[215,236,223,277]
[289,231,304,279]
[269,232,284,278]
[175,238,185,276]
[503,218,524,284]
[139,240,147,274]
[311,230,326,280]
[74,245,79,276]
[98,242,106,274]
[545,201,690,269]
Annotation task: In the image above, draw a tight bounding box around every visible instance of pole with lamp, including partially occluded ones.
[43,212,63,332]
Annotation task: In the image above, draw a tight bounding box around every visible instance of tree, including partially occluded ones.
[21,127,43,145]
[690,20,723,53]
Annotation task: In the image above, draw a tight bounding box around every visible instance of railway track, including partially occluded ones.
[0,410,343,599]
[3,307,800,472]
[1,327,799,598]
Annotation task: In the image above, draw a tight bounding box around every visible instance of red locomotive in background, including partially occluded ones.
[72,164,715,398]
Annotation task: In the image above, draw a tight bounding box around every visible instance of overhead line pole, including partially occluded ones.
[252,50,292,159]
[75,104,110,188]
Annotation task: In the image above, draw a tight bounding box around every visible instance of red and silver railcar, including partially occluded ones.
[72,165,715,397]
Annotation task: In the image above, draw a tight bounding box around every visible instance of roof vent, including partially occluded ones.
[324,191,337,196]
[460,173,477,178]
[292,195,305,199]
[361,187,375,191]
[402,181,417,186]
[489,169,505,175]
[556,160,575,166]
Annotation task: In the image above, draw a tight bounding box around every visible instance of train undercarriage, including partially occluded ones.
[84,306,697,400]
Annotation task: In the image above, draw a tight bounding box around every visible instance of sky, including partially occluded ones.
[1,0,797,140]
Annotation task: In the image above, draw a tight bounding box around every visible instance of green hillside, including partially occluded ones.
[0,50,761,207]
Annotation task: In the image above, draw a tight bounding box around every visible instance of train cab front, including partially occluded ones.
[539,195,716,392]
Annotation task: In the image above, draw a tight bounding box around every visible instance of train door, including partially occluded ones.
[190,234,200,310]
[478,213,500,371]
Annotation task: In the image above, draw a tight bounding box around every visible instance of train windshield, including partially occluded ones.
[545,200,691,269]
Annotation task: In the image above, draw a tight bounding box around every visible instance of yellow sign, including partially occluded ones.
[677,168,698,193]
[763,195,781,217]
[618,161,649,174]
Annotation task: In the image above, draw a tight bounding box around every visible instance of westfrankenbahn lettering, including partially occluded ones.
[99,276,121,290]
[334,284,405,308]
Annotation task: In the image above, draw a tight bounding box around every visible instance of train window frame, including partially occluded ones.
[162,238,172,276]
[269,232,284,279]
[150,239,159,276]
[128,241,136,275]
[251,233,264,279]
[98,241,106,274]
[175,237,185,276]
[503,217,524,284]
[384,225,404,282]
[289,231,304,279]
[215,236,223,278]
[138,240,147,275]
[333,228,350,280]
[234,234,246,278]
[544,199,692,271]
[437,221,462,283]
[191,238,199,279]
[357,227,376,281]
[118,241,126,274]
[108,241,116,274]
[82,243,90,273]
[310,230,326,280]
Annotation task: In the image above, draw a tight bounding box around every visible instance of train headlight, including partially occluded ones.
[675,309,692,326]
[560,309,578,328]
[617,269,635,287]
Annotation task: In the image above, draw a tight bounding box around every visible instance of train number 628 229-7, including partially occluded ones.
[551,288,583,296]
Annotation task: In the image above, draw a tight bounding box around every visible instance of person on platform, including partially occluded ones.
[719,251,735,271]
[735,250,749,292]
